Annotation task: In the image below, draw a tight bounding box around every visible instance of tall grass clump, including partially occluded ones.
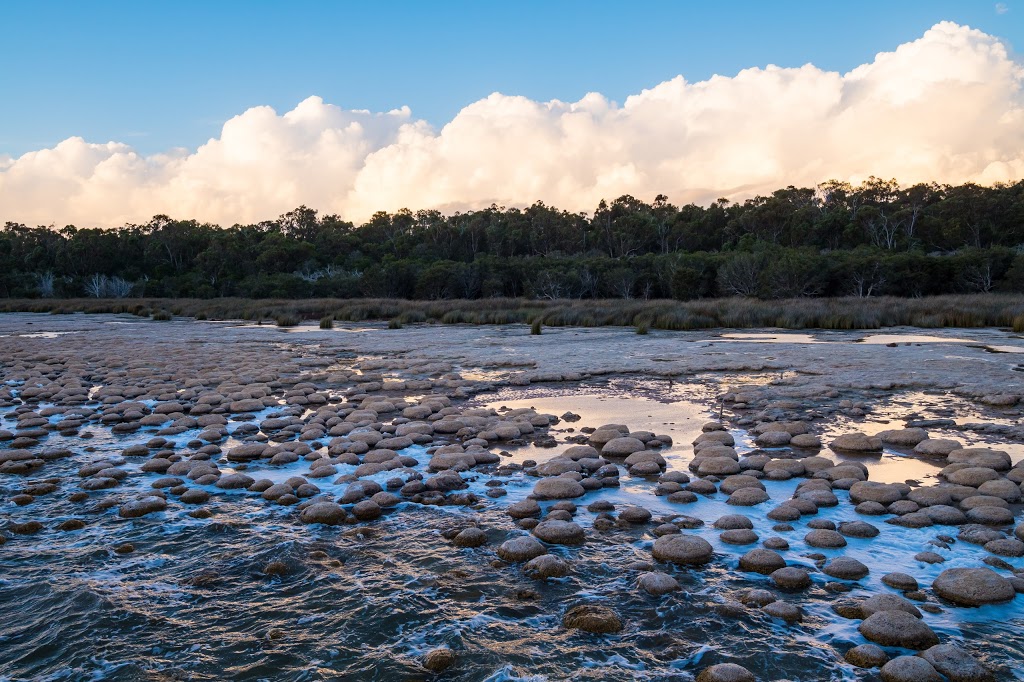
[388,318,403,329]
[531,319,542,335]
[319,316,334,329]
[151,310,172,321]
[275,313,300,327]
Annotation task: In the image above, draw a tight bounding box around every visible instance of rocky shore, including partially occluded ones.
[1,313,1022,680]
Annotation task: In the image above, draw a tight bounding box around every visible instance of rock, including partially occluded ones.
[860,594,922,618]
[453,527,487,547]
[523,554,571,579]
[697,457,741,476]
[881,573,919,591]
[755,430,791,447]
[119,496,167,518]
[299,502,346,525]
[985,538,1024,557]
[619,506,652,524]
[914,439,962,457]
[859,610,939,649]
[714,514,753,530]
[727,488,770,506]
[920,643,994,682]
[720,529,759,545]
[638,571,680,595]
[945,467,1000,487]
[738,548,786,575]
[845,643,888,668]
[878,428,928,446]
[423,647,456,672]
[850,481,904,505]
[652,534,714,565]
[601,437,646,456]
[497,535,547,562]
[831,433,882,452]
[508,499,542,519]
[762,600,802,623]
[822,557,869,580]
[532,477,585,499]
[880,656,943,682]
[838,521,879,538]
[771,566,811,589]
[562,604,622,634]
[532,520,585,545]
[351,500,382,521]
[695,663,756,682]
[790,433,822,449]
[932,567,1015,606]
[805,529,847,548]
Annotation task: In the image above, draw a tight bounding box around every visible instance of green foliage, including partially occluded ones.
[275,313,300,327]
[319,315,333,329]
[531,318,542,335]
[151,310,172,321]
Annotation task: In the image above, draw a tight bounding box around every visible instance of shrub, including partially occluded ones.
[319,316,334,329]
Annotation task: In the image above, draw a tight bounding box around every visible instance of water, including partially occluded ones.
[1,318,1023,680]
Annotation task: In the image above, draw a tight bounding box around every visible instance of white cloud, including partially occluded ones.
[2,21,1024,227]
[997,3,1009,15]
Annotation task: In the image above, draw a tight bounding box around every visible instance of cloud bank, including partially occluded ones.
[3,21,1023,227]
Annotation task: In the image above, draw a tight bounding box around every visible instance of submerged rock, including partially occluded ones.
[562,604,622,634]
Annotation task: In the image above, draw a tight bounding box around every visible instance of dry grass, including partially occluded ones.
[6,294,1024,330]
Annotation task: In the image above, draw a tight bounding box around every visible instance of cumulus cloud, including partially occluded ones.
[2,21,1024,227]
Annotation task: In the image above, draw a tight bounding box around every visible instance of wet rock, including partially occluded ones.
[831,433,882,452]
[652,534,714,565]
[601,436,646,456]
[859,610,939,649]
[523,554,570,579]
[770,566,811,589]
[695,663,756,682]
[878,428,928,446]
[985,538,1024,557]
[845,643,888,668]
[532,477,585,499]
[914,438,963,457]
[915,551,946,564]
[822,557,869,580]
[638,571,679,595]
[838,520,879,538]
[532,519,585,545]
[932,567,1016,606]
[619,506,652,524]
[881,573,919,591]
[726,488,770,506]
[508,499,541,519]
[859,593,922,618]
[945,467,1000,487]
[299,501,347,525]
[119,495,167,518]
[57,519,86,531]
[738,548,785,575]
[920,643,994,682]
[422,647,456,672]
[850,481,904,505]
[880,656,943,682]
[762,600,802,623]
[562,604,622,634]
[351,500,382,521]
[453,527,487,547]
[805,529,846,548]
[497,535,547,562]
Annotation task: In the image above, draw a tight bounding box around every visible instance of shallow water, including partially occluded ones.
[1,318,1024,681]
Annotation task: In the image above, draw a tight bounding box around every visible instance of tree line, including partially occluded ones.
[3,177,1024,300]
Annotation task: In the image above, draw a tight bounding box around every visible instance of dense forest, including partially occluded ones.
[4,177,1024,301]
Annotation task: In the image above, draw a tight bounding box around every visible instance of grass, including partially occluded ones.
[319,316,334,329]
[151,310,172,321]
[3,294,1024,331]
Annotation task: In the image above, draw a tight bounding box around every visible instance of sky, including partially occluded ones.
[1,1,1023,226]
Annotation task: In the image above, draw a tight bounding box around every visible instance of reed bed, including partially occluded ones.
[5,294,1024,331]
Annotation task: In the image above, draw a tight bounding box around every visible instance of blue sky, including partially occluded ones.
[1,0,1020,156]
